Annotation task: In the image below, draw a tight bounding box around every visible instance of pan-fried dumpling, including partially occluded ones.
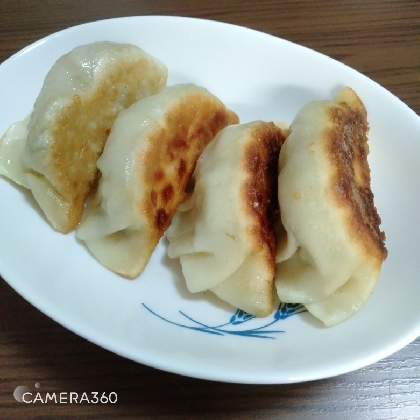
[76,83,239,278]
[0,117,30,187]
[275,87,387,327]
[167,121,287,317]
[0,41,168,232]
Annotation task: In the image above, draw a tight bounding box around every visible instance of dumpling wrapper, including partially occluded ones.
[167,121,287,317]
[0,41,168,232]
[275,87,387,327]
[76,83,239,278]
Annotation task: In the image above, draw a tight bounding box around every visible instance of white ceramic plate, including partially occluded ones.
[1,16,419,384]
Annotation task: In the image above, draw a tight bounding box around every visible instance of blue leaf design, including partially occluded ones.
[274,302,306,320]
[229,309,256,325]
[142,301,307,339]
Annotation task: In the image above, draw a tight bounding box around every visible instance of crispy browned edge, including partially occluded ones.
[49,58,163,232]
[142,92,239,248]
[242,122,288,273]
[325,89,387,263]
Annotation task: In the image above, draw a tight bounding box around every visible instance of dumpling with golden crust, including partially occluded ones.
[167,121,287,317]
[76,83,239,278]
[275,87,387,327]
[0,41,168,232]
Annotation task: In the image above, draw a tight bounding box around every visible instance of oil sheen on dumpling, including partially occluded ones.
[167,121,287,317]
[76,83,239,278]
[0,41,168,232]
[275,87,387,327]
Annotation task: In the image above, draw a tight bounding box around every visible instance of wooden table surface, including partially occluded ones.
[1,1,419,419]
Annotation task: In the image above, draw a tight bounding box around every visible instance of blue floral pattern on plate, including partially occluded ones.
[142,302,306,339]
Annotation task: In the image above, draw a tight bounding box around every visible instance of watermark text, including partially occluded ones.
[14,384,117,404]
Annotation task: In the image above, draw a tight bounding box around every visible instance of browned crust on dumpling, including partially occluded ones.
[49,59,164,232]
[142,92,239,246]
[242,122,287,271]
[325,88,387,263]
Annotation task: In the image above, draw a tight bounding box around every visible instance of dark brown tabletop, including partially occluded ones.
[1,1,420,419]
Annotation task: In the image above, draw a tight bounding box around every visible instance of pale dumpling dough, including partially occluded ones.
[0,41,168,232]
[77,83,239,278]
[275,87,387,327]
[167,121,287,317]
